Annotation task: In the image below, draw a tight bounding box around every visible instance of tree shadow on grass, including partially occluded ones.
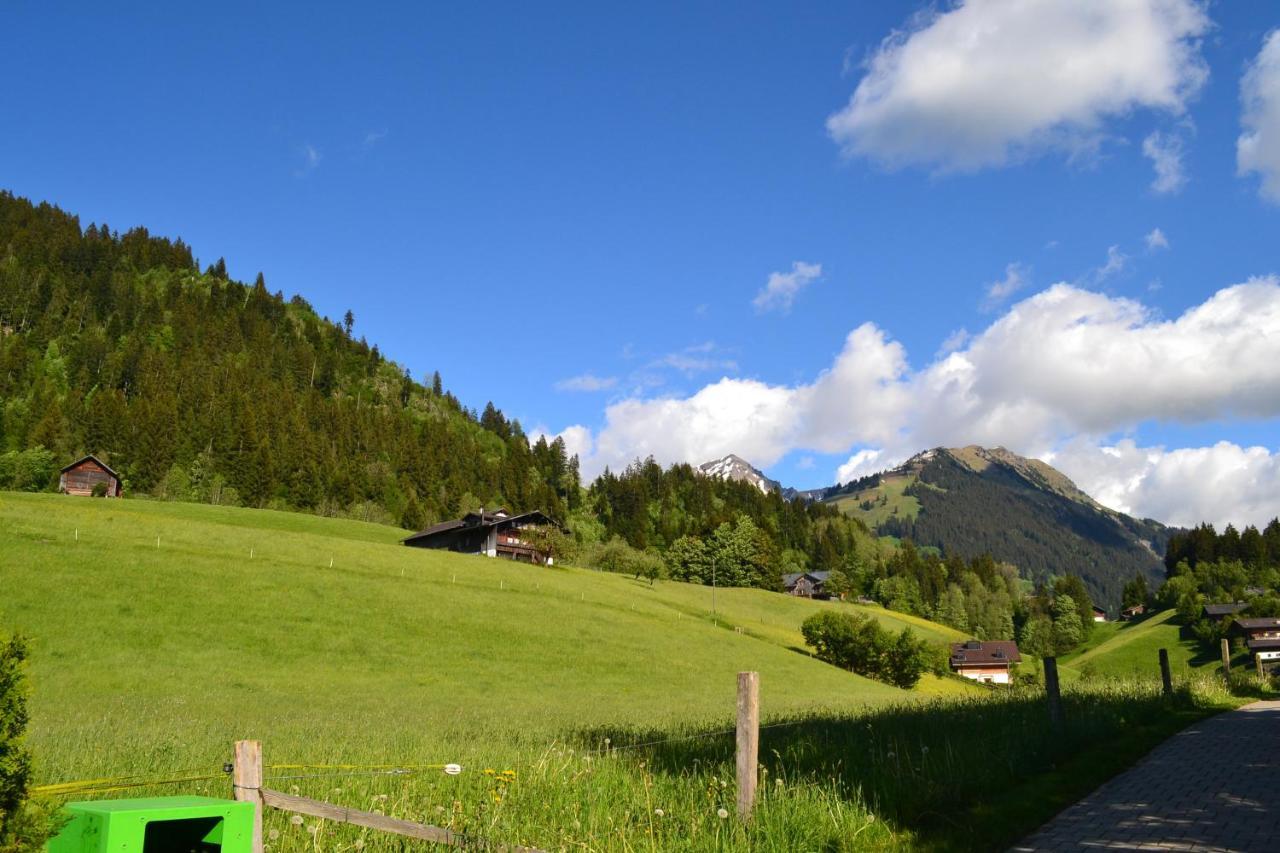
[569,682,1205,851]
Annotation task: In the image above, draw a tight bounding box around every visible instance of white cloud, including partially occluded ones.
[1047,439,1280,528]
[1238,30,1280,202]
[1093,245,1128,281]
[1145,228,1170,251]
[300,144,322,172]
[649,342,738,377]
[554,374,618,392]
[565,276,1280,527]
[827,0,1211,172]
[1142,130,1189,193]
[836,449,889,485]
[364,129,388,147]
[983,262,1029,310]
[939,328,970,355]
[753,262,822,314]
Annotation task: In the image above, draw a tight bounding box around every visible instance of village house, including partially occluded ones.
[402,508,560,564]
[1092,605,1108,622]
[782,571,832,599]
[949,639,1022,685]
[1120,603,1146,621]
[1203,602,1249,622]
[58,455,122,497]
[1230,617,1280,671]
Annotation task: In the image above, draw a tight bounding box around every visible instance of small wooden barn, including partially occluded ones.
[402,508,560,564]
[59,455,122,497]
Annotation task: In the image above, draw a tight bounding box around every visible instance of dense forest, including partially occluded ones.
[1159,520,1280,646]
[877,452,1170,608]
[0,191,578,528]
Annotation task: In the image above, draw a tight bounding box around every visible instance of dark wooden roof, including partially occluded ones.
[950,640,1022,666]
[402,510,558,545]
[1236,617,1280,631]
[60,454,120,479]
[1247,637,1280,651]
[1204,602,1248,617]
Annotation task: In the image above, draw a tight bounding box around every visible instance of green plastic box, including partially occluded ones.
[47,796,254,853]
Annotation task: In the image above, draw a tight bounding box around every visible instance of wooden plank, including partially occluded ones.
[1043,657,1064,733]
[260,789,544,852]
[233,740,264,853]
[735,671,759,819]
[1221,638,1232,674]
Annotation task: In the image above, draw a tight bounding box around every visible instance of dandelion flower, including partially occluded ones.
[654,809,664,817]
[354,839,365,850]
[289,815,304,826]
[717,808,729,819]
[921,746,929,755]
[268,829,280,841]
[289,785,300,795]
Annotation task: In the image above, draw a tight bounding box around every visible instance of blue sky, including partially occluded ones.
[4,2,1279,526]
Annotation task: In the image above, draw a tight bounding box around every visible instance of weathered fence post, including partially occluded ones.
[736,671,760,819]
[1257,655,1265,679]
[1221,638,1232,674]
[1043,657,1064,733]
[1158,648,1173,697]
[233,740,264,853]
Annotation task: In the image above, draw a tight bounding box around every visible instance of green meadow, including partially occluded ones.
[0,494,1239,851]
[1057,610,1221,681]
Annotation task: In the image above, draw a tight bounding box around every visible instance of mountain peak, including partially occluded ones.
[698,454,780,494]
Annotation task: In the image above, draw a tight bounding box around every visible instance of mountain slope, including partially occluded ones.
[825,446,1171,608]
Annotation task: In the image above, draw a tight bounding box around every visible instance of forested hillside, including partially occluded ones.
[0,191,578,528]
[0,191,879,586]
[831,448,1171,608]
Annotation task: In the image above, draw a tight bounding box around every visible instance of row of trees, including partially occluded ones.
[1164,521,1280,575]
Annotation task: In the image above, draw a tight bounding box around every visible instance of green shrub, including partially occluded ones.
[0,631,61,851]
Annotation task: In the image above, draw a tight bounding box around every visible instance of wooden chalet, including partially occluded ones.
[949,639,1022,685]
[1120,603,1146,621]
[1092,605,1108,622]
[1230,617,1280,671]
[59,455,122,497]
[782,571,831,599]
[1203,602,1248,622]
[402,508,560,565]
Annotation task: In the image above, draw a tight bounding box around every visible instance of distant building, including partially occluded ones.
[1120,604,1146,621]
[1092,605,1108,622]
[1203,602,1248,622]
[403,508,560,564]
[949,640,1022,685]
[782,571,832,599]
[1230,617,1280,671]
[59,455,122,498]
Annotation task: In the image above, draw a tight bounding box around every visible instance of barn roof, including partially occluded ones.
[60,454,120,479]
[1236,617,1280,630]
[949,640,1022,666]
[401,510,559,545]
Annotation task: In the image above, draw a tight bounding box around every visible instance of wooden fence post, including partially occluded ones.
[1043,657,1064,733]
[736,671,759,819]
[1257,655,1265,679]
[1158,648,1173,697]
[1221,638,1232,674]
[233,740,264,853]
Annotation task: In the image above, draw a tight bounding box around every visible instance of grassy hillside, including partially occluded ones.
[1058,611,1219,679]
[1,494,1245,851]
[0,493,967,775]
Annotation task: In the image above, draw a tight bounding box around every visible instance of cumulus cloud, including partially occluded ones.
[1142,130,1189,193]
[1145,227,1170,251]
[562,276,1280,525]
[555,373,618,392]
[1238,30,1280,202]
[983,262,1029,310]
[753,262,822,314]
[827,0,1211,171]
[1047,439,1280,528]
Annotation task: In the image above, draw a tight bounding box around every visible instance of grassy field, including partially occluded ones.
[828,474,922,527]
[1058,611,1219,680]
[0,493,1240,851]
